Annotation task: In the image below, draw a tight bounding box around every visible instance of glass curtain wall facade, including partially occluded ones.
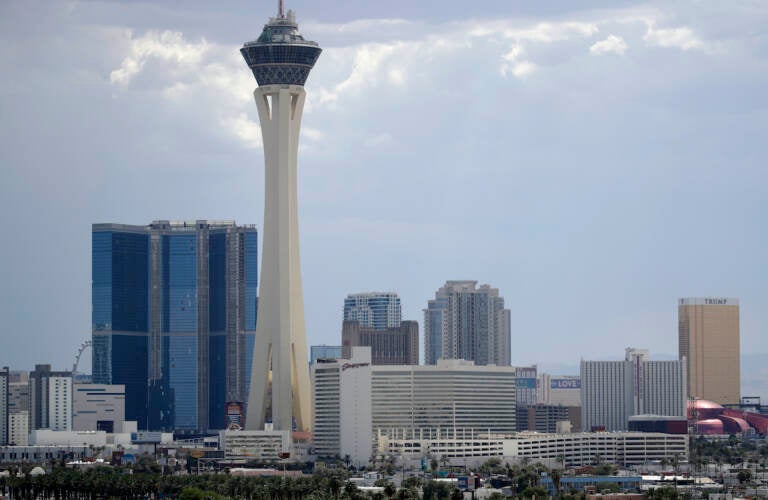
[343,293,401,330]
[92,221,257,432]
[92,229,149,426]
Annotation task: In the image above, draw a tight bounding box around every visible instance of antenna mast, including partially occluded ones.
[278,0,284,18]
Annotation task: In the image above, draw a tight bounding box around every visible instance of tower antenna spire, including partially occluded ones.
[278,0,284,18]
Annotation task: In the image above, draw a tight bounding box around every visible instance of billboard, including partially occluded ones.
[226,401,245,428]
[516,378,537,389]
[551,378,580,389]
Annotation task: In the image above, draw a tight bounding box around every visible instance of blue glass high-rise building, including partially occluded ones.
[343,292,401,330]
[92,220,258,432]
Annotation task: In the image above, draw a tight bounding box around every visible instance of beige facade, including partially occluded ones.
[678,298,740,405]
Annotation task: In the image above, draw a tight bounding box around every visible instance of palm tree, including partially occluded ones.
[551,468,562,498]
[383,481,397,499]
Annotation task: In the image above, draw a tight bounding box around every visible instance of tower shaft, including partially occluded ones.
[246,85,312,432]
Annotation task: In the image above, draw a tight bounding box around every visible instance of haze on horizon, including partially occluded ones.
[0,1,766,397]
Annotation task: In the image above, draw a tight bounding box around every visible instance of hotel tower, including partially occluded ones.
[678,297,740,405]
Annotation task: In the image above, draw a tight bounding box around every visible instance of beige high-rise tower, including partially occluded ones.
[240,3,321,432]
[678,297,740,405]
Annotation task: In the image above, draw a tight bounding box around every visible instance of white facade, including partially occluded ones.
[311,347,372,467]
[48,376,72,431]
[378,430,688,467]
[371,359,517,435]
[537,374,581,406]
[424,281,511,366]
[73,384,125,432]
[581,349,686,432]
[312,360,340,458]
[29,430,106,447]
[9,411,28,446]
[339,349,372,468]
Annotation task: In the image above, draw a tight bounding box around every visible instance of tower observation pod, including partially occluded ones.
[241,3,321,433]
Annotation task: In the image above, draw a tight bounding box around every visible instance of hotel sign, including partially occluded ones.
[551,378,580,389]
[679,297,738,306]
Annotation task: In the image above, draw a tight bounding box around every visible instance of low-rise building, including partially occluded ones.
[73,383,125,432]
[377,430,688,468]
[219,429,291,460]
[517,404,581,433]
[0,445,93,463]
[29,430,107,448]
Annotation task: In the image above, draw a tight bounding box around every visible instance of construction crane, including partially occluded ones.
[72,340,92,377]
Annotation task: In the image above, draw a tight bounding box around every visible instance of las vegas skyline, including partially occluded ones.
[0,1,765,399]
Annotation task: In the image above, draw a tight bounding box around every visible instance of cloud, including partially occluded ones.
[499,44,536,79]
[220,113,262,149]
[590,34,628,55]
[643,24,703,51]
[107,13,714,147]
[110,30,210,85]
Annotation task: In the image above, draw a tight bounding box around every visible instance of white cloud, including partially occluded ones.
[590,34,628,55]
[643,24,703,51]
[316,42,405,105]
[110,30,210,85]
[510,60,537,78]
[220,113,262,149]
[303,128,324,141]
[499,44,536,79]
[108,13,713,147]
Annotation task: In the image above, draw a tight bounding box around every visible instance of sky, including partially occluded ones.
[0,1,766,396]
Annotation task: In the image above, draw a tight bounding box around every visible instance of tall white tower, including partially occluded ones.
[241,3,321,432]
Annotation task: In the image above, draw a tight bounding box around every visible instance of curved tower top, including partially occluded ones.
[240,5,322,87]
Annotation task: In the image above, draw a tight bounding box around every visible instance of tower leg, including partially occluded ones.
[246,85,312,433]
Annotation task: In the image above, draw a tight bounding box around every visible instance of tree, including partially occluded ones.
[737,468,752,485]
[344,480,364,499]
[383,480,397,499]
[328,475,343,498]
[551,468,562,497]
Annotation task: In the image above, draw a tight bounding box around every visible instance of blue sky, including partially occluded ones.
[0,1,766,396]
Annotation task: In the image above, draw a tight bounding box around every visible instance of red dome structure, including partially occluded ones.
[687,399,724,420]
[694,418,725,435]
[687,399,760,435]
[720,415,751,434]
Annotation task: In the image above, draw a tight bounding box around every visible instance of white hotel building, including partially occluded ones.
[311,347,372,468]
[371,359,516,435]
[581,348,686,432]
